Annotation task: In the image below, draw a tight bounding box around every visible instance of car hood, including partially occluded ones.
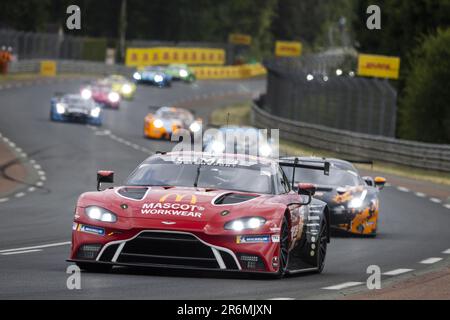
[312,185,367,208]
[78,186,284,223]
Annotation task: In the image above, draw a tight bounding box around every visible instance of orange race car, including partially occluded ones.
[280,157,386,236]
[143,106,201,140]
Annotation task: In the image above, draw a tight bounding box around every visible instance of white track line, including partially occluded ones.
[397,186,410,192]
[267,297,295,300]
[322,282,364,290]
[0,241,71,254]
[430,198,442,204]
[420,257,443,264]
[415,192,426,197]
[0,198,9,203]
[442,249,450,254]
[444,204,450,209]
[382,268,414,276]
[1,249,42,256]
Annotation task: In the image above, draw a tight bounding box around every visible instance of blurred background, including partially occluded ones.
[0,0,449,145]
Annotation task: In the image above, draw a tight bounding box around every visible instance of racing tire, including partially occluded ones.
[76,262,112,273]
[315,215,328,274]
[276,215,290,278]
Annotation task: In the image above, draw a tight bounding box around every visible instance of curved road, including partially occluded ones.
[0,78,449,299]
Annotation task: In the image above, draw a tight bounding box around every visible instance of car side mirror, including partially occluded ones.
[295,183,316,205]
[374,177,386,190]
[363,176,375,187]
[298,183,316,196]
[97,171,114,191]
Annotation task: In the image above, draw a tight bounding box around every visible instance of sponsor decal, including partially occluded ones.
[159,193,197,204]
[141,202,204,218]
[236,235,270,244]
[220,210,230,216]
[271,235,280,243]
[78,224,105,236]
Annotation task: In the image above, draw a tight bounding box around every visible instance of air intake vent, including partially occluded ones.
[117,187,148,200]
[214,193,258,205]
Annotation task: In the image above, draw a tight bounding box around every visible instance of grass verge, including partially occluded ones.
[210,102,450,186]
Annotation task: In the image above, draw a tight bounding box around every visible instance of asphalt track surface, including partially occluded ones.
[0,78,449,299]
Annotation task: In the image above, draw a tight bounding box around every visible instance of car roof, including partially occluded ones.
[156,106,191,114]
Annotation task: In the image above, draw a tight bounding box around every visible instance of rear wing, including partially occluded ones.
[279,158,330,189]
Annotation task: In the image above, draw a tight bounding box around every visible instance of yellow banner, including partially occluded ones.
[275,41,302,57]
[191,64,266,80]
[228,33,252,45]
[357,54,400,79]
[40,60,57,76]
[125,47,225,67]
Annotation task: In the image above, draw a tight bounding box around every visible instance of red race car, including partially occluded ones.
[68,152,330,277]
[80,80,121,109]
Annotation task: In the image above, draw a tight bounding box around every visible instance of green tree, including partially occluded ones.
[399,29,450,143]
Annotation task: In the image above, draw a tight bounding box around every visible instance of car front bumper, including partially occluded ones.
[69,223,281,273]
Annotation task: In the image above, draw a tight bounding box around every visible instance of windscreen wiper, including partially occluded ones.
[193,164,201,188]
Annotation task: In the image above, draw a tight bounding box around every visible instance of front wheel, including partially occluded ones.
[315,215,328,273]
[276,216,290,278]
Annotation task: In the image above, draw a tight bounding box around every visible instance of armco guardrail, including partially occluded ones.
[252,103,450,172]
[8,59,135,77]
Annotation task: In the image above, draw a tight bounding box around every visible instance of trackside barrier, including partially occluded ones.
[8,59,135,77]
[7,60,266,80]
[252,103,450,172]
[191,64,266,80]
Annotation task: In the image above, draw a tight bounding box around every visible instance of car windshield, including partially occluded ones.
[157,110,192,121]
[126,156,274,194]
[63,97,95,108]
[282,166,362,187]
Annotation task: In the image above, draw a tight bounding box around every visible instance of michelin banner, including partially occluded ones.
[191,64,266,79]
[126,47,226,67]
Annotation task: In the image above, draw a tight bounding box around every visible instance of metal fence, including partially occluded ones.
[262,57,398,137]
[0,29,84,60]
[252,103,450,172]
[8,59,135,77]
[0,28,229,62]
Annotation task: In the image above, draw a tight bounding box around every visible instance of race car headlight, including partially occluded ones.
[189,122,201,133]
[85,206,117,223]
[108,92,120,103]
[348,198,363,209]
[211,141,225,153]
[90,107,101,118]
[154,74,164,83]
[224,217,266,231]
[347,190,368,209]
[179,69,188,77]
[81,88,92,100]
[133,72,141,80]
[121,84,132,94]
[153,119,164,128]
[56,103,66,114]
[259,144,272,157]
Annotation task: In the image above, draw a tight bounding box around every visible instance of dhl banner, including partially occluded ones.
[40,60,57,76]
[191,63,266,80]
[275,41,302,57]
[228,33,252,46]
[357,54,400,80]
[125,47,226,67]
